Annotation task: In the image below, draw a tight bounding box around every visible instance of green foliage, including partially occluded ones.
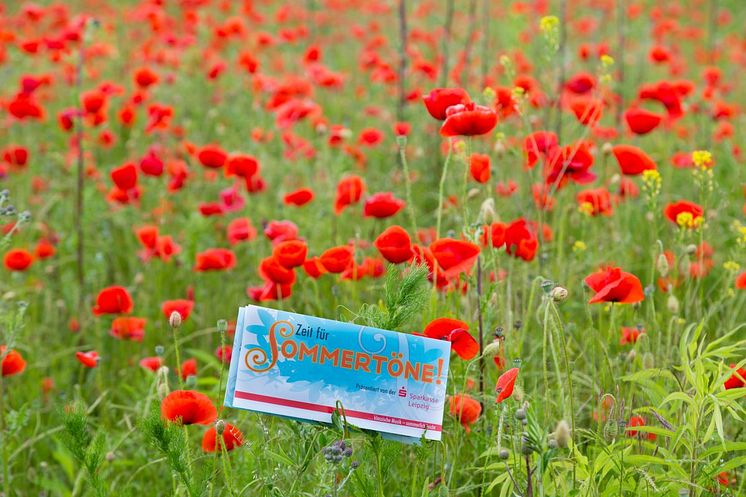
[358,263,430,331]
[61,407,107,497]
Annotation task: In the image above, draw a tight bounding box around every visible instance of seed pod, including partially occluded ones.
[169,311,182,328]
[603,419,619,441]
[656,253,670,276]
[515,408,526,420]
[667,295,680,314]
[498,449,510,460]
[554,420,571,448]
[215,420,225,435]
[549,286,568,302]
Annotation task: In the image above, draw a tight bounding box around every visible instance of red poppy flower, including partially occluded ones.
[202,423,244,452]
[612,145,656,176]
[197,145,228,169]
[358,128,384,147]
[624,108,662,135]
[440,103,498,137]
[423,88,471,120]
[216,345,232,364]
[247,281,294,302]
[620,326,644,345]
[226,218,256,245]
[3,249,34,271]
[134,67,159,88]
[374,226,413,264]
[76,351,100,368]
[303,257,326,279]
[565,72,596,94]
[264,220,298,244]
[363,192,405,218]
[423,318,478,360]
[584,267,644,304]
[272,240,308,269]
[545,143,596,188]
[577,188,613,216]
[181,358,197,380]
[139,356,163,372]
[524,131,558,168]
[334,175,365,214]
[503,219,538,261]
[225,154,259,178]
[319,246,354,273]
[736,272,746,290]
[259,256,297,285]
[663,201,704,228]
[627,416,656,440]
[469,153,491,183]
[110,317,146,341]
[429,239,480,278]
[496,367,519,403]
[283,188,314,206]
[32,239,54,259]
[449,393,482,433]
[1,346,26,377]
[92,286,134,315]
[161,390,217,425]
[162,299,194,322]
[2,145,29,168]
[194,249,236,271]
[724,364,746,390]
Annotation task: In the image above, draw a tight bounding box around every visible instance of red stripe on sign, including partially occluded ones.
[234,391,442,432]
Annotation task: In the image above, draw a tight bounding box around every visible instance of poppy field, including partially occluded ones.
[2,0,746,496]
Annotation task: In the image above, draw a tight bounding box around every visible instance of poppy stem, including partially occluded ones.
[75,26,87,323]
[554,0,568,142]
[460,0,478,88]
[439,0,455,87]
[398,137,418,234]
[436,140,453,239]
[0,372,10,497]
[615,0,626,131]
[171,321,184,389]
[548,300,576,488]
[479,0,490,87]
[397,0,408,123]
[476,255,485,408]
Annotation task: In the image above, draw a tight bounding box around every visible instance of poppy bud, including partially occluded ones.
[185,375,197,387]
[169,311,182,328]
[656,253,670,276]
[515,408,526,420]
[479,198,497,224]
[106,451,116,462]
[155,345,165,356]
[685,244,697,254]
[215,419,225,435]
[498,449,510,460]
[550,286,568,302]
[493,142,506,156]
[157,381,170,400]
[642,352,655,369]
[603,420,619,440]
[626,349,637,362]
[548,439,558,449]
[467,188,480,199]
[482,341,501,358]
[601,142,613,155]
[667,295,680,314]
[134,272,145,285]
[554,420,571,448]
